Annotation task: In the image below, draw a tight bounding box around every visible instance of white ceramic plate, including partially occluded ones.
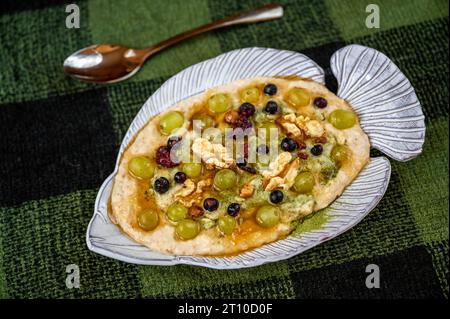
[86,45,425,269]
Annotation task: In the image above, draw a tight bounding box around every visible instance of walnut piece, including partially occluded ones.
[294,115,324,138]
[175,178,212,207]
[240,183,255,198]
[192,138,234,169]
[261,152,292,179]
[174,179,195,198]
[264,159,300,191]
[279,122,302,138]
[282,114,325,138]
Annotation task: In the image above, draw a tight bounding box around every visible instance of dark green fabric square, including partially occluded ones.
[0,191,141,298]
[208,0,342,52]
[287,166,422,272]
[106,78,166,144]
[291,244,444,298]
[0,2,94,104]
[0,89,116,206]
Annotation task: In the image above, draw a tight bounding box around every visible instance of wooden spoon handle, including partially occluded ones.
[135,4,283,59]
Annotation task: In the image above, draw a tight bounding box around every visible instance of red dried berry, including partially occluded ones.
[296,140,307,150]
[156,146,179,168]
[234,116,252,130]
[298,152,309,160]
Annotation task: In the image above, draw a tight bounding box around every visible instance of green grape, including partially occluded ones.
[240,87,261,103]
[137,209,159,231]
[208,93,231,113]
[213,169,237,191]
[176,219,200,240]
[258,122,278,142]
[167,203,188,222]
[256,206,280,228]
[218,215,236,235]
[192,114,215,129]
[181,162,203,178]
[293,171,315,194]
[331,145,349,167]
[159,111,184,135]
[128,156,155,179]
[328,109,356,129]
[286,88,310,107]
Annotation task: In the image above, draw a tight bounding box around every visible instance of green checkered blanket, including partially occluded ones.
[0,0,448,298]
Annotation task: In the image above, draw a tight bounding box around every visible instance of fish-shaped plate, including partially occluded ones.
[87,45,425,269]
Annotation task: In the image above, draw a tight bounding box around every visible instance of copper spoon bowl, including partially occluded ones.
[63,4,283,84]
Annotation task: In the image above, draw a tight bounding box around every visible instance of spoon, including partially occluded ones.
[63,4,283,84]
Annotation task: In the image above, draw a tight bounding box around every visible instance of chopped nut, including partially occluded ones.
[279,122,302,138]
[305,120,324,137]
[283,114,326,138]
[262,152,292,179]
[196,178,212,194]
[188,206,204,218]
[192,138,234,169]
[283,113,297,122]
[314,136,328,144]
[240,183,255,198]
[265,177,284,192]
[175,178,212,207]
[264,159,300,191]
[281,159,300,189]
[224,110,239,124]
[174,179,195,198]
[294,116,324,138]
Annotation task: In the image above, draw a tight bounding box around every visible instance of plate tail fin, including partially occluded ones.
[330,44,425,162]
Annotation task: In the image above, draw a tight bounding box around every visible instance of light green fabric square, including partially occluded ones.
[139,262,293,298]
[326,0,449,40]
[88,0,222,81]
[396,118,449,243]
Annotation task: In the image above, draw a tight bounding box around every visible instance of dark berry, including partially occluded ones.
[236,157,247,168]
[154,177,170,194]
[281,137,298,152]
[263,83,278,96]
[203,198,219,212]
[227,203,241,217]
[234,116,252,130]
[269,190,284,204]
[311,144,323,156]
[257,144,269,154]
[156,146,178,168]
[238,103,256,117]
[167,136,182,149]
[314,97,328,108]
[174,171,187,184]
[264,101,279,114]
[240,166,256,174]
